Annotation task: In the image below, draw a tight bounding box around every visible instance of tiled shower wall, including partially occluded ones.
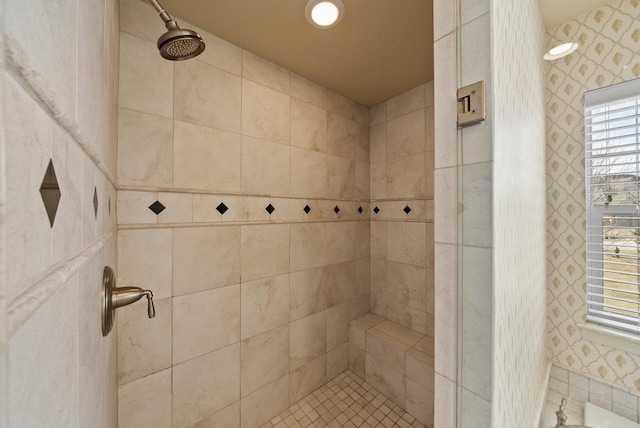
[116,1,374,427]
[3,0,119,427]
[369,84,435,337]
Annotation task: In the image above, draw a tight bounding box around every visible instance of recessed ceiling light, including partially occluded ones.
[305,0,345,29]
[544,42,579,60]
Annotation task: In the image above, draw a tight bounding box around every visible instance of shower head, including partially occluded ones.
[148,0,206,61]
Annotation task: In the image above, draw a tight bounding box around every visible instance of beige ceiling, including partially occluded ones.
[539,0,617,28]
[156,0,433,107]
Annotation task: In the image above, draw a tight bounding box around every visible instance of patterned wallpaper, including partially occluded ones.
[546,0,640,394]
[492,0,548,426]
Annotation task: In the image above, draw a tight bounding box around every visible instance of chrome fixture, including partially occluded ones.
[102,266,155,336]
[457,80,486,127]
[555,398,594,428]
[147,0,205,61]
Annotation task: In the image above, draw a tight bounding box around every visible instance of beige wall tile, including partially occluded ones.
[119,33,173,118]
[241,375,290,428]
[290,267,328,322]
[120,0,170,44]
[406,353,434,391]
[191,402,240,428]
[326,221,357,265]
[434,167,456,245]
[118,228,172,300]
[173,285,240,364]
[291,98,327,153]
[173,121,241,192]
[349,343,366,379]
[327,342,349,379]
[370,123,387,164]
[118,298,172,385]
[174,60,241,133]
[356,161,370,199]
[156,192,193,224]
[245,196,271,222]
[426,150,435,199]
[290,355,327,403]
[290,146,327,197]
[117,109,173,187]
[173,344,240,428]
[462,162,493,247]
[370,161,387,199]
[242,50,291,94]
[324,261,356,307]
[370,102,386,126]
[241,274,290,339]
[327,302,350,351]
[425,105,435,152]
[387,109,426,160]
[387,153,426,199]
[195,30,243,75]
[241,224,290,282]
[117,191,158,225]
[290,223,327,272]
[241,136,290,195]
[223,195,249,222]
[327,113,357,160]
[386,261,427,311]
[291,73,328,109]
[366,329,408,374]
[173,226,241,295]
[240,325,290,397]
[385,301,428,334]
[349,324,366,350]
[387,222,426,267]
[370,221,387,260]
[386,84,426,120]
[290,311,327,371]
[242,79,290,144]
[355,222,370,259]
[365,354,406,408]
[406,379,433,425]
[193,194,224,223]
[327,155,355,199]
[118,369,172,428]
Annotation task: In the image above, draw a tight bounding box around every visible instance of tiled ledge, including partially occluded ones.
[349,313,435,427]
[117,190,434,226]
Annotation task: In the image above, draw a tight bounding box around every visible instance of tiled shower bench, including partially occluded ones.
[348,313,435,427]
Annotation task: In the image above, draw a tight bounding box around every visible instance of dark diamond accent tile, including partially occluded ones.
[304,205,311,214]
[39,159,61,227]
[373,206,380,214]
[334,206,340,214]
[358,206,363,214]
[108,196,111,217]
[93,187,99,219]
[148,200,166,215]
[404,206,411,214]
[216,202,228,215]
[266,204,275,215]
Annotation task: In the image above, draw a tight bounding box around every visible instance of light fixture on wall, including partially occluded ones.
[305,0,345,29]
[544,42,579,60]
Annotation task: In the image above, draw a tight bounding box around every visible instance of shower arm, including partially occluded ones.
[148,0,180,30]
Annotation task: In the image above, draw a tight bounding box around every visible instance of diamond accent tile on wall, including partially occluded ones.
[148,200,166,215]
[93,187,99,219]
[265,204,275,215]
[216,202,228,215]
[39,159,61,227]
[546,0,640,395]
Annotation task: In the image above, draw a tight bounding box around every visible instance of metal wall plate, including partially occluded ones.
[457,80,486,127]
[102,266,116,336]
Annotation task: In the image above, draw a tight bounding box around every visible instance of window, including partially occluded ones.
[585,78,640,334]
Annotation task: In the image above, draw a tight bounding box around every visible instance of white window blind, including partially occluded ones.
[585,78,640,334]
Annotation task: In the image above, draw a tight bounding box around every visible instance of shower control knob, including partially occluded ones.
[101,266,156,336]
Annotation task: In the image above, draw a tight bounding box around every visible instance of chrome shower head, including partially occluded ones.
[157,23,206,61]
[148,0,206,61]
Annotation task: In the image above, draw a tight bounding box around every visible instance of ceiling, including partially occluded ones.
[154,0,616,106]
[156,0,433,107]
[539,0,617,28]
